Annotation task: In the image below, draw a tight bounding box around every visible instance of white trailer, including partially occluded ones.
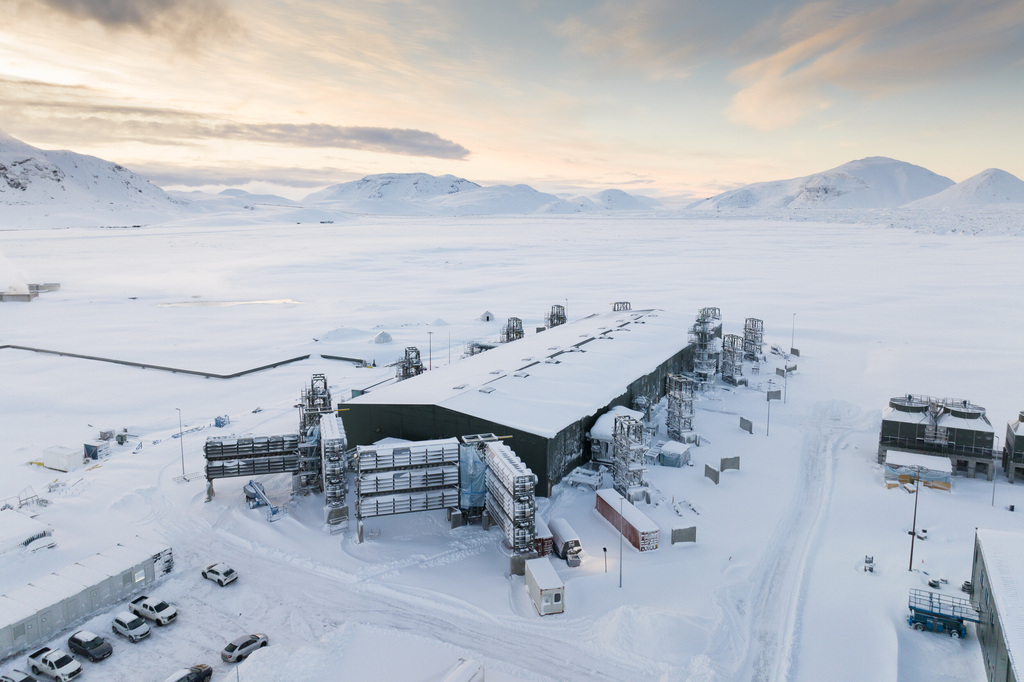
[525,558,564,616]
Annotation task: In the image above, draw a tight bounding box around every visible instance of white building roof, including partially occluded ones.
[881,406,929,425]
[525,557,563,590]
[884,449,953,473]
[976,529,1024,680]
[661,440,691,456]
[349,310,691,438]
[588,406,644,442]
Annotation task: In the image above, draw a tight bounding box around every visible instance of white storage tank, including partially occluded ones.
[525,557,564,616]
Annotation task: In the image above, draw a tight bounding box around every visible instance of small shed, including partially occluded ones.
[480,311,494,322]
[34,446,83,473]
[659,440,691,468]
[373,331,393,344]
[884,449,952,491]
[525,557,564,616]
[0,509,53,555]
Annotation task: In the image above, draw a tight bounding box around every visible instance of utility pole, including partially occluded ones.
[176,408,185,475]
[428,331,433,371]
[908,466,921,571]
[791,312,796,353]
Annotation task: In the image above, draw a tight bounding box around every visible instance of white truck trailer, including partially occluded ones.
[524,558,564,616]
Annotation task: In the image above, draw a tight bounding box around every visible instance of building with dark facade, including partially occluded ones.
[342,309,700,495]
[972,528,1024,682]
[877,395,996,480]
[1003,411,1024,484]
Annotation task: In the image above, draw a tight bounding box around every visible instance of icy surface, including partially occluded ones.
[1,209,1022,681]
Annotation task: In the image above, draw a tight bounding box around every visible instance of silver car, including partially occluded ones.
[221,634,268,663]
[201,563,238,586]
[111,612,151,643]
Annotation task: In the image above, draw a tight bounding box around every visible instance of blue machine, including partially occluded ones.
[907,588,980,639]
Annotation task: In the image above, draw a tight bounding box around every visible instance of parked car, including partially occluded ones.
[66,631,113,662]
[26,648,82,681]
[201,562,238,586]
[111,611,151,642]
[128,595,177,626]
[1,670,39,682]
[221,634,268,662]
[162,664,212,682]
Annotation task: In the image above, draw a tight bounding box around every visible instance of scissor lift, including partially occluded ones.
[907,588,980,639]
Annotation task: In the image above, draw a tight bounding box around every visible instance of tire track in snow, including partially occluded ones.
[703,401,863,681]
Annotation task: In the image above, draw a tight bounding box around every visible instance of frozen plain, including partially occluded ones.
[1,210,1024,681]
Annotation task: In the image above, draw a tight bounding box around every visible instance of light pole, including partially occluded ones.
[428,331,433,371]
[908,466,922,571]
[992,436,1000,507]
[175,408,184,476]
[603,547,607,573]
[791,312,796,353]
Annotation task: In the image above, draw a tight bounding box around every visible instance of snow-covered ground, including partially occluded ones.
[1,214,1022,681]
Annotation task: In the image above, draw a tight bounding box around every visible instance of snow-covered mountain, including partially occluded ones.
[691,157,954,210]
[905,168,1024,208]
[0,131,187,227]
[304,172,653,215]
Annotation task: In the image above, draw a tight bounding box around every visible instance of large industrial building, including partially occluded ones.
[877,395,997,480]
[972,529,1024,682]
[343,309,700,494]
[1003,411,1024,483]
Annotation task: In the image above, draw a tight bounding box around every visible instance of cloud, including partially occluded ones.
[131,164,354,189]
[0,79,470,159]
[6,0,238,46]
[727,0,1024,129]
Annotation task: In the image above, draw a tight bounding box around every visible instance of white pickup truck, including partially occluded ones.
[27,647,83,681]
[128,595,178,626]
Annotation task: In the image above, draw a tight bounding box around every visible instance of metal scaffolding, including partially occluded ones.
[500,317,524,343]
[547,304,567,328]
[613,301,631,312]
[666,374,696,441]
[721,334,744,385]
[320,414,348,531]
[396,347,424,380]
[689,306,720,387]
[613,414,648,502]
[743,318,764,360]
[471,434,536,555]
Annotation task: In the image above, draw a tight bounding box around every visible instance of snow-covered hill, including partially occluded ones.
[0,131,188,227]
[691,157,954,210]
[304,172,653,215]
[905,168,1024,208]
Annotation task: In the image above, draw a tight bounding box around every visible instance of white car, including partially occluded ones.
[111,611,151,643]
[221,634,268,662]
[201,563,238,586]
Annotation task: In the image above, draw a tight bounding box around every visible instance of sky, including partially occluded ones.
[1,0,1023,200]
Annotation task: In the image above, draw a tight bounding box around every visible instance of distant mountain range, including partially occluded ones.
[1,131,1022,229]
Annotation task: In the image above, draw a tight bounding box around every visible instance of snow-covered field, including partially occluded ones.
[2,213,1023,681]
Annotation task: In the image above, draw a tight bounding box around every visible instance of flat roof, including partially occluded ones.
[348,309,691,438]
[525,557,563,590]
[0,509,52,552]
[596,488,659,532]
[885,450,953,473]
[976,529,1024,680]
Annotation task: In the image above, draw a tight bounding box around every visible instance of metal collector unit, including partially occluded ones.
[354,438,461,540]
[467,434,536,555]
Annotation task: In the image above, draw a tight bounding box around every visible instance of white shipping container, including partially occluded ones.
[35,446,83,473]
[525,558,564,616]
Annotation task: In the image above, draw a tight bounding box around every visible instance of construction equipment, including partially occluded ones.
[242,480,287,522]
[907,588,979,638]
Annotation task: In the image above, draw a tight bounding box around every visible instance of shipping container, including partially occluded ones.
[595,488,659,551]
[525,558,564,616]
[533,516,553,557]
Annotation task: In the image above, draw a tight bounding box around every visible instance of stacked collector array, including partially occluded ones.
[483,439,536,554]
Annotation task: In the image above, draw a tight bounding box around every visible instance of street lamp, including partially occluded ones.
[791,312,796,353]
[428,331,433,371]
[908,465,922,571]
[603,547,607,573]
[175,408,184,476]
